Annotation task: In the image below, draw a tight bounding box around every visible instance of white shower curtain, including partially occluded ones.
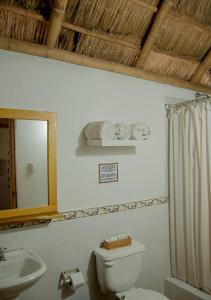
[169,100,211,294]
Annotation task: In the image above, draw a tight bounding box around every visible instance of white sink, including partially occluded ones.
[0,249,46,300]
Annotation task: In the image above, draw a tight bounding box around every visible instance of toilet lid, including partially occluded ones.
[118,289,169,300]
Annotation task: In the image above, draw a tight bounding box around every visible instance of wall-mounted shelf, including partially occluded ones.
[86,139,139,146]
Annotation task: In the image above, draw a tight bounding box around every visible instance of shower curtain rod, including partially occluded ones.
[165,94,211,110]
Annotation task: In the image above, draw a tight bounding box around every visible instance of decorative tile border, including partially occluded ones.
[0,196,169,231]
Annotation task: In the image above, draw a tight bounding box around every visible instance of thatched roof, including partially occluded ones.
[0,0,211,92]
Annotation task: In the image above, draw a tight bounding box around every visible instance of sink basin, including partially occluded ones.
[0,249,46,300]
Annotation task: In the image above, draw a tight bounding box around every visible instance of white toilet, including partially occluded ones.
[94,240,169,300]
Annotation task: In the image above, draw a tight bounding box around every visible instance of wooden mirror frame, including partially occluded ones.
[0,108,57,224]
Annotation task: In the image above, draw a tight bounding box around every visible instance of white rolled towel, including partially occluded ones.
[84,122,98,139]
[84,121,116,140]
[131,123,150,140]
[115,123,131,140]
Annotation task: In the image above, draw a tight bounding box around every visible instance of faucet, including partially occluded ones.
[0,247,7,262]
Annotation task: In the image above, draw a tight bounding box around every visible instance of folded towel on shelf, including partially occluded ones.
[84,122,98,139]
[84,121,116,140]
[131,123,150,140]
[115,123,131,140]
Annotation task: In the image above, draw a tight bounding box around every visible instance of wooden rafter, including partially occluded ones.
[46,0,69,48]
[0,3,43,21]
[2,2,210,40]
[135,0,173,68]
[191,50,211,83]
[0,3,140,50]
[0,2,207,69]
[62,23,140,50]
[3,3,209,41]
[0,36,211,93]
[1,1,206,66]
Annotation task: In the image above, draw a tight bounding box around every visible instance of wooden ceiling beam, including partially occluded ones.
[1,36,211,93]
[0,3,44,21]
[135,0,173,68]
[0,3,207,63]
[62,22,140,50]
[128,0,158,12]
[191,50,211,83]
[0,3,140,50]
[2,2,210,38]
[0,2,207,72]
[46,0,69,48]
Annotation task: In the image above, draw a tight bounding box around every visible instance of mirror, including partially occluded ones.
[0,119,48,210]
[0,109,57,223]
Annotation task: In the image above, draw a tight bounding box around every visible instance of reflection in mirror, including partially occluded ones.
[0,119,48,210]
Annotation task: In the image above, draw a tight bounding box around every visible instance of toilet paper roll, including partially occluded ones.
[69,271,85,291]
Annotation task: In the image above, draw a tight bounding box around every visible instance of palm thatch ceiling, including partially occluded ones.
[0,0,211,92]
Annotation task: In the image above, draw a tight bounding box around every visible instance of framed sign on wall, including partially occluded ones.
[99,163,118,184]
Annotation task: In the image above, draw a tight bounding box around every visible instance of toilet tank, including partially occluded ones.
[94,240,146,293]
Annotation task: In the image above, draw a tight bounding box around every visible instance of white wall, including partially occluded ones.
[15,120,48,208]
[0,50,195,300]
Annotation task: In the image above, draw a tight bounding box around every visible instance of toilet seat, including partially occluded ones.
[117,288,169,300]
